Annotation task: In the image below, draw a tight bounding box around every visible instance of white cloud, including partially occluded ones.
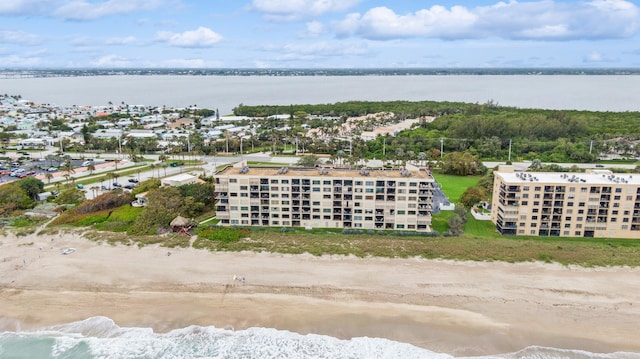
[106,36,137,45]
[300,21,325,38]
[54,0,163,20]
[0,0,49,15]
[583,51,617,63]
[0,53,45,67]
[251,0,361,21]
[0,30,42,45]
[148,58,224,68]
[156,27,223,48]
[91,54,132,67]
[263,41,370,61]
[336,0,640,41]
[336,6,478,40]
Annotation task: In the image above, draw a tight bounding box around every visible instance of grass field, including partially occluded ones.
[432,173,482,203]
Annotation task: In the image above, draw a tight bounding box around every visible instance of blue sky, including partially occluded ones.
[1,0,639,68]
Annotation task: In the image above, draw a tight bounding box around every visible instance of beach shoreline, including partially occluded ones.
[1,230,639,357]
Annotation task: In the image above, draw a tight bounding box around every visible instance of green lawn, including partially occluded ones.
[464,215,497,238]
[432,172,482,203]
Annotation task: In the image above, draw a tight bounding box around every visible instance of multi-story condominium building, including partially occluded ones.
[214,166,435,231]
[492,166,640,238]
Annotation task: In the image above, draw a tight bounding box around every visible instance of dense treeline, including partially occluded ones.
[233,100,467,118]
[234,100,640,163]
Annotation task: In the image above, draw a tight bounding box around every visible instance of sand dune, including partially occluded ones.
[1,230,639,356]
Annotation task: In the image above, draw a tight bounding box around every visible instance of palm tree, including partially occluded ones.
[61,160,75,184]
[418,152,427,167]
[87,163,96,175]
[45,173,53,184]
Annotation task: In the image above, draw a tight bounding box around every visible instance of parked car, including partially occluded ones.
[128,178,139,183]
[47,167,58,172]
[112,182,122,188]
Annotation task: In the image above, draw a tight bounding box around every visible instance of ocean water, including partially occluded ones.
[3,75,640,115]
[0,317,638,359]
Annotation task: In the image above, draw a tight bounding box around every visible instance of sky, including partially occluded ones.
[1,0,640,69]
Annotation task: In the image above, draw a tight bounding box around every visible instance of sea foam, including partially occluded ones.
[1,317,638,359]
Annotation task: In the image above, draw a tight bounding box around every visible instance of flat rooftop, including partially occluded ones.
[217,166,433,179]
[496,170,640,186]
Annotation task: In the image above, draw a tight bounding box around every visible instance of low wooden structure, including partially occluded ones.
[170,215,197,235]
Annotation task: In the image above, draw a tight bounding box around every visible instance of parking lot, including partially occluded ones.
[0,154,104,184]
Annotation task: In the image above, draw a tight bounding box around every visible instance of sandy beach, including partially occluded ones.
[1,230,639,357]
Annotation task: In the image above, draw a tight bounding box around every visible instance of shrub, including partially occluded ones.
[74,191,133,214]
[197,226,249,243]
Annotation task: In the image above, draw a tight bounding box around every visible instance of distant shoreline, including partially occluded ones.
[2,67,640,78]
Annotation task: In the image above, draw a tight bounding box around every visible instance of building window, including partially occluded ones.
[523,186,530,191]
[312,180,320,185]
[532,216,538,220]
[567,202,574,207]
[534,194,540,199]
[614,195,621,200]
[240,186,248,190]
[241,206,248,210]
[575,231,581,235]
[615,188,622,193]
[565,217,572,221]
[532,208,539,213]
[241,193,248,197]
[563,231,570,236]
[531,223,537,227]
[230,206,238,211]
[396,224,405,229]
[230,178,238,183]
[534,186,541,191]
[533,201,539,206]
[521,201,528,206]
[523,194,529,198]
[578,202,585,207]
[564,224,570,228]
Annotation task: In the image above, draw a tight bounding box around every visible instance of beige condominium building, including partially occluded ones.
[214,166,435,231]
[492,166,640,238]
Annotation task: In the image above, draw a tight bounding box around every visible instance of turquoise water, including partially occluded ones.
[1,317,638,359]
